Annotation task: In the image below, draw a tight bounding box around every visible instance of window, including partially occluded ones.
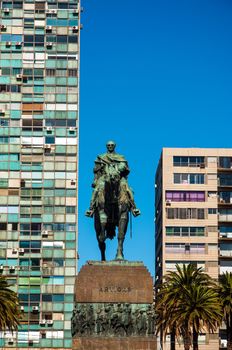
[165,243,205,254]
[68,69,78,77]
[166,191,205,202]
[166,227,205,237]
[166,208,205,219]
[174,173,205,184]
[173,156,205,167]
[208,208,217,214]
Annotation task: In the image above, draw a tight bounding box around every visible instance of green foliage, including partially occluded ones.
[219,272,232,349]
[155,264,222,350]
[0,276,21,332]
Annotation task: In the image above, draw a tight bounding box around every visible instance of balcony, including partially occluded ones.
[220,250,232,258]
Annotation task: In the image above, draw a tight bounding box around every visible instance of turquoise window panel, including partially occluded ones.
[40,339,52,347]
[55,128,66,136]
[52,339,63,347]
[34,80,44,86]
[64,303,73,312]
[8,214,18,222]
[52,321,64,329]
[42,249,53,258]
[45,60,56,69]
[0,76,10,84]
[1,34,22,42]
[55,146,66,153]
[54,232,65,240]
[10,110,21,119]
[0,60,22,68]
[56,94,66,102]
[31,217,42,223]
[66,232,75,241]
[64,339,72,348]
[43,276,64,285]
[67,111,77,119]
[64,294,73,302]
[56,77,66,85]
[0,179,9,187]
[43,180,55,188]
[57,44,68,51]
[66,242,76,249]
[56,61,67,69]
[53,303,64,312]
[0,339,4,347]
[67,77,78,85]
[42,214,53,222]
[53,250,65,258]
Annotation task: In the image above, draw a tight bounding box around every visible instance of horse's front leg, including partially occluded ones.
[115,208,128,260]
[95,210,107,261]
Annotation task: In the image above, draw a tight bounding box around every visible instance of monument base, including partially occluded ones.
[72,261,156,350]
[73,337,157,350]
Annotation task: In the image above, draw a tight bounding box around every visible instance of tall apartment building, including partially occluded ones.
[0,0,80,348]
[155,148,232,349]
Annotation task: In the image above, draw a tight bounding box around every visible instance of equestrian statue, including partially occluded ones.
[86,141,140,261]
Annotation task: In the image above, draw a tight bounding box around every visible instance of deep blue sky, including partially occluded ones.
[78,0,232,276]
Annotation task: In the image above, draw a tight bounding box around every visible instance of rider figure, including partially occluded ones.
[85,141,140,218]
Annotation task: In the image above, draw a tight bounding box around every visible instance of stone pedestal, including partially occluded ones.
[72,261,156,350]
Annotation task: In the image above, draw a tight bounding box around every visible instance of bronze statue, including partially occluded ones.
[86,141,140,260]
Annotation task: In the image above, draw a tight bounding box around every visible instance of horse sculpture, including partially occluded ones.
[86,141,140,261]
[93,174,131,261]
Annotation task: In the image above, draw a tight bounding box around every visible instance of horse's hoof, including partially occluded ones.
[115,251,124,260]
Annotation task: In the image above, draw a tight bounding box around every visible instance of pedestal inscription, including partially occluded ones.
[72,261,156,350]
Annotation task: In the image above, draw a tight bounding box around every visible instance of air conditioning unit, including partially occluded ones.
[46,42,53,47]
[20,306,24,311]
[73,9,78,14]
[46,26,52,31]
[6,41,11,46]
[45,144,52,149]
[40,319,46,325]
[28,340,33,345]
[32,306,39,312]
[200,163,205,168]
[1,25,7,30]
[19,248,24,255]
[166,200,171,205]
[51,9,57,14]
[9,266,16,272]
[72,26,78,32]
[8,338,14,345]
[16,42,22,46]
[12,248,18,254]
[3,8,10,13]
[47,320,53,325]
[46,127,53,131]
[42,230,48,237]
[69,127,76,131]
[16,74,22,79]
[0,265,3,272]
[71,180,76,185]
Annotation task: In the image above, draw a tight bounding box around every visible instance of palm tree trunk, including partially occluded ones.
[193,328,199,350]
[171,328,176,350]
[182,326,191,350]
[227,315,232,350]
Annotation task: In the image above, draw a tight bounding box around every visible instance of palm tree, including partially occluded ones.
[155,264,222,350]
[0,275,21,332]
[219,272,232,350]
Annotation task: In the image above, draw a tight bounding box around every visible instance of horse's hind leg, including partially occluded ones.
[115,210,128,260]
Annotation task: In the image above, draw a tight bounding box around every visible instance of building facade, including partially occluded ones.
[0,0,80,348]
[155,148,232,349]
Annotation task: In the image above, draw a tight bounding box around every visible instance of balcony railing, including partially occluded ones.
[220,250,232,257]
